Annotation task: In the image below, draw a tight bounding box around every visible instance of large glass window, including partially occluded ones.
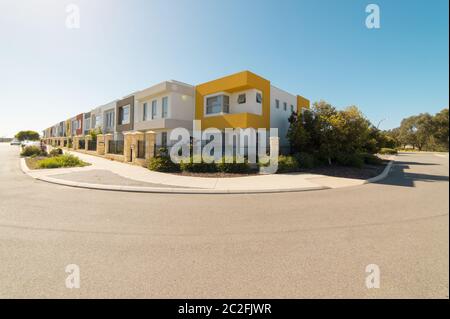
[151,100,157,119]
[143,102,148,121]
[237,94,246,104]
[95,115,102,127]
[105,110,115,129]
[206,95,229,114]
[120,105,130,124]
[162,97,168,118]
[256,92,262,104]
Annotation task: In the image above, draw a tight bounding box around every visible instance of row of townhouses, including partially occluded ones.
[42,71,310,166]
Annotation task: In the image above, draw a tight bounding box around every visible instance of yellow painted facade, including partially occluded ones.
[296,95,310,112]
[195,71,271,129]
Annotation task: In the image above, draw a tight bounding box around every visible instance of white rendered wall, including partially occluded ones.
[270,85,297,147]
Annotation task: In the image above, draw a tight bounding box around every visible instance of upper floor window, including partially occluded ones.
[206,95,229,114]
[105,110,115,128]
[162,97,168,118]
[151,100,157,119]
[283,102,287,111]
[291,105,294,113]
[237,94,246,104]
[275,99,280,109]
[95,115,102,127]
[143,102,148,121]
[119,105,130,125]
[256,92,262,104]
[85,118,91,131]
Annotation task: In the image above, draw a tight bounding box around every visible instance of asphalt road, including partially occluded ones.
[0,143,448,298]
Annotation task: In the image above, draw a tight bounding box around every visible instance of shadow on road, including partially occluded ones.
[375,162,449,187]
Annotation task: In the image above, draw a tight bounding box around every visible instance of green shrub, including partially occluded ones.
[217,156,252,174]
[37,154,87,169]
[180,156,218,173]
[21,146,43,157]
[361,153,383,165]
[276,155,299,173]
[379,148,398,155]
[336,153,364,168]
[294,152,315,169]
[148,156,180,172]
[49,148,63,157]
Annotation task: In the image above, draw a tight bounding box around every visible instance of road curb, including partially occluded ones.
[33,175,329,194]
[19,156,395,194]
[365,159,394,184]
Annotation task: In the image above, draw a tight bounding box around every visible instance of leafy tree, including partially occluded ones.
[287,101,375,165]
[433,108,449,151]
[15,130,40,141]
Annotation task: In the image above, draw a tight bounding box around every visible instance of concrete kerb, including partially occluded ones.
[19,154,395,194]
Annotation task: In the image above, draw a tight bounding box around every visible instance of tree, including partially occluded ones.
[15,130,40,141]
[433,108,449,151]
[287,101,375,165]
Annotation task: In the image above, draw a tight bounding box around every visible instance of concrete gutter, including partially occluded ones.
[20,157,395,194]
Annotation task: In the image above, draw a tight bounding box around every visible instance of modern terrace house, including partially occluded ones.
[42,71,310,166]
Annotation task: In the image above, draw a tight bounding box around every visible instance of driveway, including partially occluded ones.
[0,143,448,298]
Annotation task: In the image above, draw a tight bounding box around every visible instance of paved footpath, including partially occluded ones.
[21,148,393,193]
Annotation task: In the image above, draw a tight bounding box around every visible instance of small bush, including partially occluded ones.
[379,148,398,155]
[217,156,252,174]
[336,153,364,168]
[180,156,218,173]
[361,153,383,165]
[294,152,315,169]
[148,156,180,172]
[49,148,63,157]
[37,154,87,169]
[21,146,43,157]
[276,155,299,173]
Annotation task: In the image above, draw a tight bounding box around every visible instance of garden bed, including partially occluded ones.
[299,160,389,180]
[24,154,90,170]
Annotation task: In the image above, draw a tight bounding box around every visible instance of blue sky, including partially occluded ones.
[0,0,448,137]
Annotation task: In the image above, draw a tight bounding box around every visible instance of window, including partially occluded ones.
[283,102,287,111]
[256,92,262,103]
[291,105,294,113]
[162,97,168,118]
[161,132,167,147]
[275,99,280,109]
[95,115,101,127]
[105,110,115,129]
[151,100,157,119]
[223,95,229,113]
[143,102,148,121]
[237,94,246,104]
[85,118,91,133]
[120,105,130,125]
[206,95,229,114]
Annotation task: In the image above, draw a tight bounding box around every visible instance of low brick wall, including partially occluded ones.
[104,153,125,162]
